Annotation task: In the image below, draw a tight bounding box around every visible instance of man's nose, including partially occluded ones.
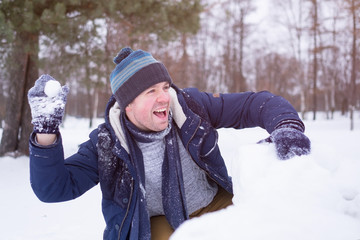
[157,90,170,102]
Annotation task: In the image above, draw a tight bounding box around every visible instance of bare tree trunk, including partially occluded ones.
[329,4,340,120]
[88,88,93,129]
[0,32,39,156]
[349,0,357,131]
[238,8,246,92]
[301,91,306,119]
[0,77,5,129]
[324,93,330,119]
[311,0,318,121]
[93,89,99,120]
[180,33,189,86]
[84,50,94,129]
[18,49,38,154]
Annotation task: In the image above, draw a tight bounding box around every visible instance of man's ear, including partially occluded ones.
[125,102,134,114]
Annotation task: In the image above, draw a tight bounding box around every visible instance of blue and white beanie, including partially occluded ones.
[110,47,173,110]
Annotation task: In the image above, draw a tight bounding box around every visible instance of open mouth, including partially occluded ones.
[153,108,167,118]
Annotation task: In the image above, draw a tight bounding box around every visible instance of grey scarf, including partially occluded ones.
[122,112,189,230]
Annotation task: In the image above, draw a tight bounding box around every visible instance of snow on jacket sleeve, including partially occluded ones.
[183,88,302,133]
[29,130,99,203]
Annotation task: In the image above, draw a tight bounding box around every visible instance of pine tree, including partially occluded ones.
[0,0,202,156]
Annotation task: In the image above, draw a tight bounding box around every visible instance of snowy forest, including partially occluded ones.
[1,1,360,239]
[0,0,359,156]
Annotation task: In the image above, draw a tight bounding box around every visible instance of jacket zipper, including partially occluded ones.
[117,178,134,240]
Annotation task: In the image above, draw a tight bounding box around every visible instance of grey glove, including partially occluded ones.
[259,120,311,160]
[27,74,69,134]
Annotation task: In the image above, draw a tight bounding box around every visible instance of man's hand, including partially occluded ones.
[259,121,311,160]
[28,74,69,134]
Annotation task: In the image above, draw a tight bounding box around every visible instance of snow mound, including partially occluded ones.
[171,120,360,240]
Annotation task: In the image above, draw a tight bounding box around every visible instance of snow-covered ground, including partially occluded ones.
[0,113,359,240]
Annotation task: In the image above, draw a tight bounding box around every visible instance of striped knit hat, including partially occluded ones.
[110,47,172,110]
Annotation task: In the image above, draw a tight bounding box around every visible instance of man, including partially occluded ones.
[28,47,311,240]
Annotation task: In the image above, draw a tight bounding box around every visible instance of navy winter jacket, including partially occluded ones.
[29,85,303,239]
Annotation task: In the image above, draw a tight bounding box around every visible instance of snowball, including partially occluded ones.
[44,80,61,98]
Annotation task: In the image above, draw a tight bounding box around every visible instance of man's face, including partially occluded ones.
[125,81,171,132]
